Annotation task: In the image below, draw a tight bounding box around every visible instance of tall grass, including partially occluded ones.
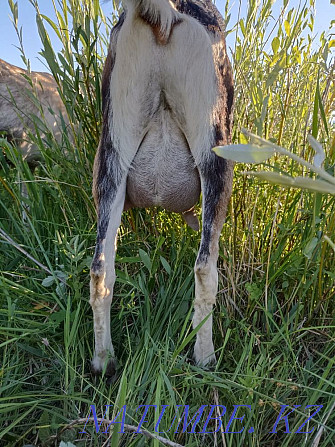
[0,0,334,446]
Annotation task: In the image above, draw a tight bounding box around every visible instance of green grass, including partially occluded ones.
[1,0,334,446]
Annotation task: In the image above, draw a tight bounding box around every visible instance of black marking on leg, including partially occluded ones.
[91,242,105,274]
[91,134,124,274]
[101,13,125,113]
[197,153,230,264]
[217,61,234,139]
[214,123,224,143]
[91,14,125,273]
[196,37,234,265]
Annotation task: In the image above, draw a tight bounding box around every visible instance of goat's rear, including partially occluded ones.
[90,0,234,376]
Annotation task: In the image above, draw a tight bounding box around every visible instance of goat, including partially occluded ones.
[0,59,69,220]
[0,59,67,165]
[90,0,234,375]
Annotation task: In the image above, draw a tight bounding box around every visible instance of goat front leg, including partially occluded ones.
[193,154,233,366]
[90,142,127,376]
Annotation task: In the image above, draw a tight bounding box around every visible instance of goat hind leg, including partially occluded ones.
[193,154,233,366]
[90,151,127,376]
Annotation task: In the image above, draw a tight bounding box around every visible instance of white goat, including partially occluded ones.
[90,0,234,375]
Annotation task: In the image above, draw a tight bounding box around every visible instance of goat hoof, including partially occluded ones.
[194,345,217,367]
[91,355,117,380]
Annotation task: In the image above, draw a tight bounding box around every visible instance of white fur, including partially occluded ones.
[90,181,126,371]
[91,0,232,371]
[123,0,178,37]
[110,10,218,170]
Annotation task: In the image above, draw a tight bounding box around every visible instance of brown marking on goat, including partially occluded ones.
[138,15,183,45]
[152,19,183,45]
[151,23,170,45]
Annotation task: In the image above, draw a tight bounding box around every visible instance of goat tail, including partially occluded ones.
[122,0,178,37]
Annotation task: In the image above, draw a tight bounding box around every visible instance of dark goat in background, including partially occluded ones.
[0,59,68,165]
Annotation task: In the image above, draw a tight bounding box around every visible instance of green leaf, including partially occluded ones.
[323,235,335,252]
[245,283,263,300]
[160,256,171,275]
[213,144,275,163]
[235,44,242,62]
[38,410,51,444]
[239,132,249,144]
[172,312,212,361]
[42,276,54,287]
[40,14,62,40]
[303,237,318,259]
[245,172,335,195]
[139,248,152,273]
[266,61,282,89]
[8,0,18,26]
[271,36,280,54]
[316,74,329,137]
[284,20,291,36]
[312,74,319,138]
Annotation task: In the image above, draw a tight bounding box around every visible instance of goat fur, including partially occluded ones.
[90,0,234,375]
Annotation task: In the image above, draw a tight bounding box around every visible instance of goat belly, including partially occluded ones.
[126,107,200,213]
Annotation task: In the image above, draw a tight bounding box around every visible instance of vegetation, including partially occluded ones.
[0,0,334,445]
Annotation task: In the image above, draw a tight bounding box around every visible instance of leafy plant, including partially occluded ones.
[214,130,335,195]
